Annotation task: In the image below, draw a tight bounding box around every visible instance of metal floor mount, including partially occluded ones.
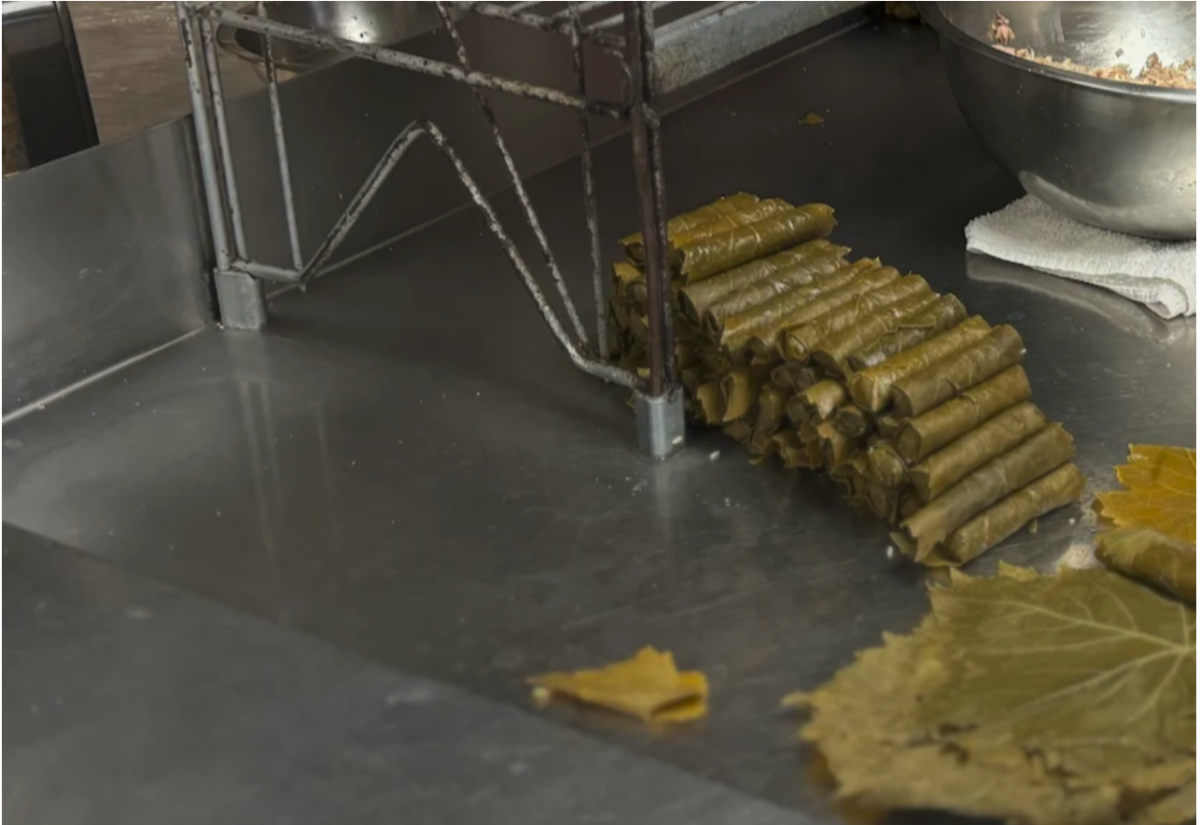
[176,1,863,457]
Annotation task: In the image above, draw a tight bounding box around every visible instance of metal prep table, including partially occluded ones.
[4,15,1195,825]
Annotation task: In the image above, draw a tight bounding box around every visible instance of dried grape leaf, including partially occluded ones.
[1096,527,1196,603]
[529,647,708,723]
[1095,445,1196,544]
[794,565,1195,825]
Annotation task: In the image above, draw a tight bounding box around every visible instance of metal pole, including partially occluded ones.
[569,4,608,358]
[433,2,589,344]
[258,1,304,271]
[199,16,247,259]
[198,6,626,119]
[623,2,673,394]
[177,2,231,271]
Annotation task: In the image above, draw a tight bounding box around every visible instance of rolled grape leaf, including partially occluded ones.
[921,463,1088,567]
[771,362,820,392]
[780,276,933,363]
[748,266,902,356]
[876,414,904,440]
[891,325,1025,419]
[775,428,823,469]
[898,490,922,523]
[814,292,948,375]
[695,381,725,425]
[678,204,837,284]
[715,259,878,349]
[679,366,702,395]
[1095,527,1196,603]
[755,383,788,433]
[620,192,758,261]
[865,483,899,523]
[834,404,872,438]
[793,563,1194,825]
[702,250,851,328]
[910,402,1046,503]
[793,380,847,425]
[848,317,992,413]
[613,260,643,285]
[678,239,844,323]
[1094,445,1196,544]
[846,295,968,374]
[900,424,1076,561]
[818,422,860,470]
[530,647,708,723]
[667,199,794,264]
[868,441,908,489]
[895,366,1033,463]
[720,365,771,422]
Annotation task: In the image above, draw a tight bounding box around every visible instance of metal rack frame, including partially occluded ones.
[175,1,861,457]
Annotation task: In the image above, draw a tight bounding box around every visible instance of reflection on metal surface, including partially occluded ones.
[923,1,1196,239]
[1,120,211,415]
[218,1,454,74]
[966,252,1195,344]
[5,527,801,825]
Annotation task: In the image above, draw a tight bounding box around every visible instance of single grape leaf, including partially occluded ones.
[1096,527,1196,603]
[1095,445,1196,543]
[793,565,1196,825]
[528,647,708,724]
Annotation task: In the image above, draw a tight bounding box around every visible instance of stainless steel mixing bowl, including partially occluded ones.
[922,2,1196,239]
[219,2,451,74]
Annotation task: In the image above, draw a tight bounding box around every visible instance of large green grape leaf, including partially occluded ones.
[794,565,1195,825]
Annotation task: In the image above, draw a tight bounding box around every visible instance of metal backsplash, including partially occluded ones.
[2,16,628,416]
[3,121,212,415]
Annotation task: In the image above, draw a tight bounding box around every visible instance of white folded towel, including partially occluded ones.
[964,195,1196,319]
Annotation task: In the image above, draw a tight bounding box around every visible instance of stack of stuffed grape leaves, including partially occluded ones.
[607,193,1084,566]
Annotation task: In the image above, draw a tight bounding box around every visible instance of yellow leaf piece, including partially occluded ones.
[793,565,1196,825]
[529,647,708,724]
[801,112,825,125]
[1095,444,1196,543]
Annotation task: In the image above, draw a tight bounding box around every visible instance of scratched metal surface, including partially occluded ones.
[2,523,803,825]
[3,20,1195,822]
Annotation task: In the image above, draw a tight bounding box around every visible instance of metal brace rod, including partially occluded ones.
[449,2,624,49]
[433,1,589,345]
[551,1,618,21]
[177,2,231,271]
[198,5,627,119]
[258,0,304,271]
[198,15,247,259]
[624,2,674,395]
[227,119,638,389]
[568,4,608,359]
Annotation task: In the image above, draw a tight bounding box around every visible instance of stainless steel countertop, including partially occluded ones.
[4,20,1195,824]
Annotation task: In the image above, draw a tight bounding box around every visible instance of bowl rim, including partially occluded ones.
[919,1,1196,104]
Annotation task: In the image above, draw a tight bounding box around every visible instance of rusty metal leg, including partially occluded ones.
[177,2,267,329]
[625,2,683,459]
[568,4,608,359]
